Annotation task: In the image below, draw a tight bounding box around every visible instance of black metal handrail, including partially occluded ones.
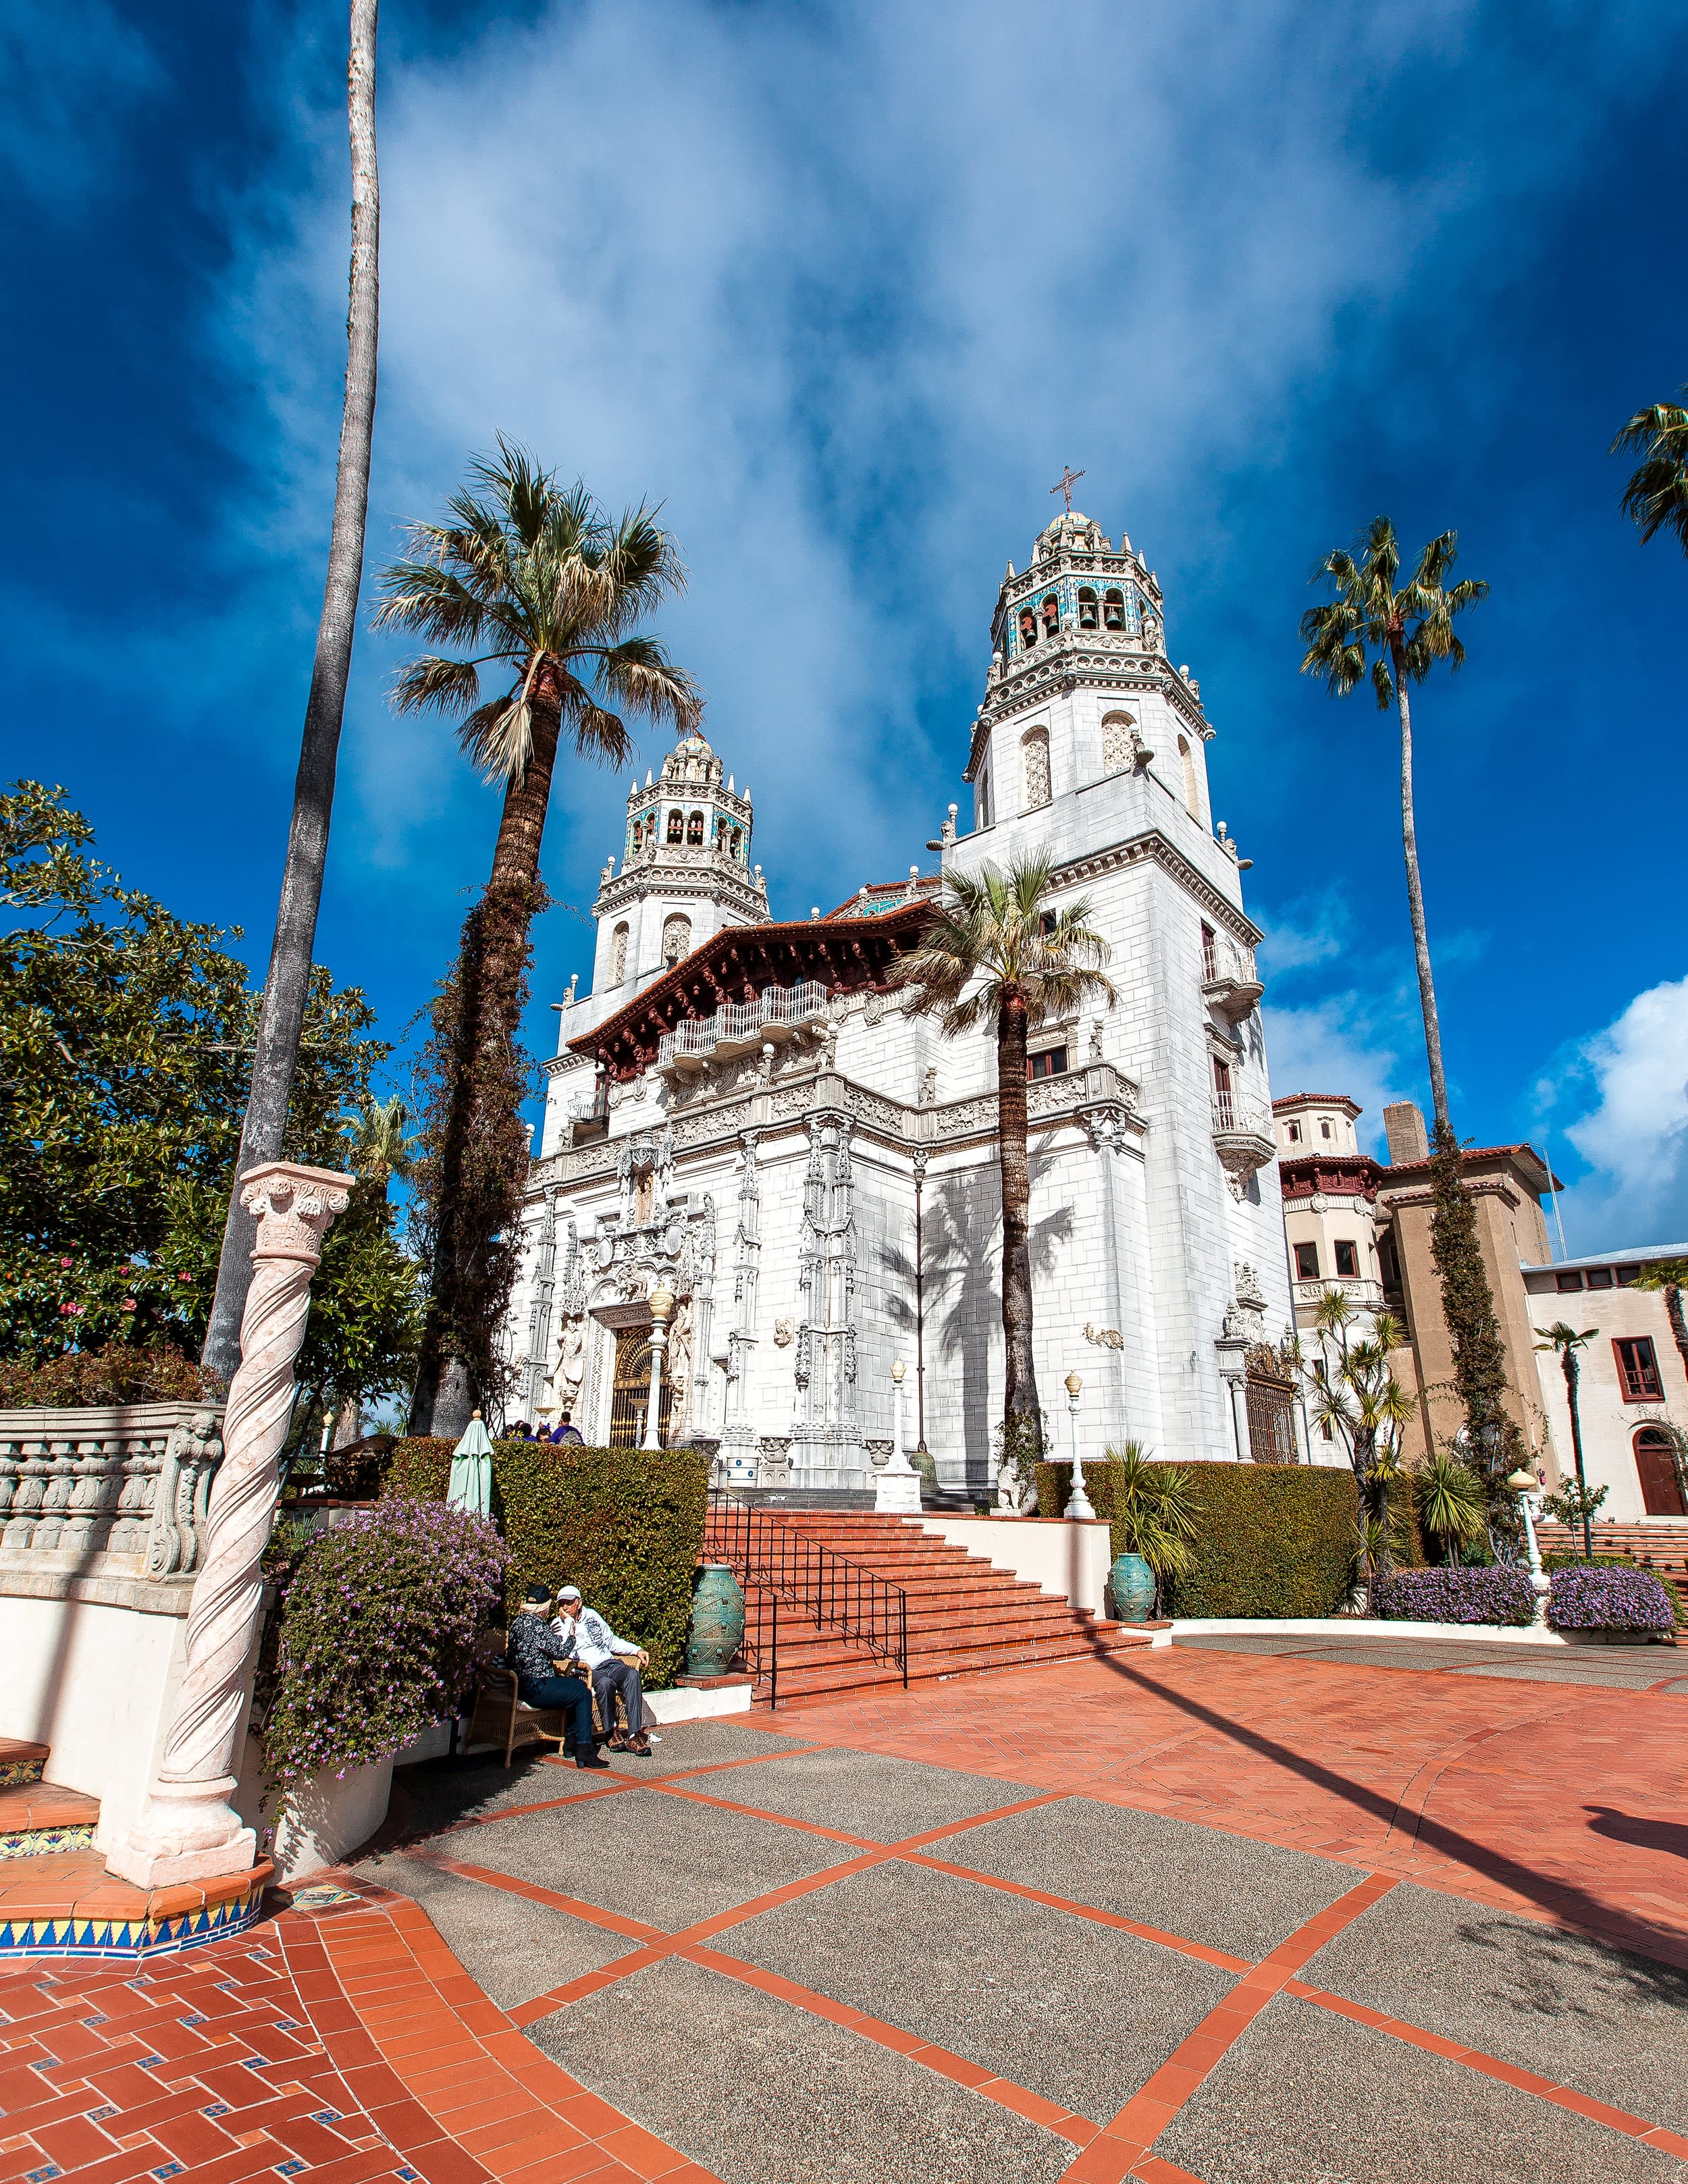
[705,1489,908,1688]
[735,1580,779,1709]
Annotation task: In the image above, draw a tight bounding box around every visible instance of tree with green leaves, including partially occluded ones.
[1612,389,1688,558]
[1635,1258,1688,1388]
[891,852,1115,1485]
[203,0,381,1385]
[1300,518,1512,1462]
[0,782,419,1411]
[1533,1320,1600,1560]
[374,440,700,1433]
[1300,1289,1416,1589]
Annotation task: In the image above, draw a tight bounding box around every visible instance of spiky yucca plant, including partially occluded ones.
[891,852,1115,1467]
[1415,1449,1487,1565]
[1301,1291,1416,1589]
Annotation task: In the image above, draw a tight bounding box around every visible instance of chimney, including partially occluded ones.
[1383,1100,1429,1165]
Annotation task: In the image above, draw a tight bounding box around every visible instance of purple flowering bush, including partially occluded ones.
[1374,1565,1535,1626]
[259,1496,507,1787]
[1548,1563,1675,1632]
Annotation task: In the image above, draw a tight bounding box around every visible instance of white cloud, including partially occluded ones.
[1556,976,1688,1252]
[1261,994,1406,1151]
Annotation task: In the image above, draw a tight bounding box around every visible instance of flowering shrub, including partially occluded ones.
[0,1339,212,1408]
[1548,1563,1675,1632]
[1374,1565,1535,1626]
[259,1496,506,1788]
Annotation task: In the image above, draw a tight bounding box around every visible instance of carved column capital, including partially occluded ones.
[238,1161,352,1264]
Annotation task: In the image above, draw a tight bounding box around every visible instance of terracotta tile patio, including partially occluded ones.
[3,1645,1683,2184]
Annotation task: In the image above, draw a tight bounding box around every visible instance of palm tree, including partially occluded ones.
[344,1093,415,1189]
[1300,518,1487,1141]
[1612,389,1688,556]
[1635,1258,1688,1388]
[375,442,700,1432]
[1534,1320,1600,1560]
[201,0,380,1386]
[891,852,1115,1481]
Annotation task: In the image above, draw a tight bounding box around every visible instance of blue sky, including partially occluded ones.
[3,0,1685,1252]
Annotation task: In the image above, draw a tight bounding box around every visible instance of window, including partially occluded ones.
[1320,1119,1333,1140]
[1103,587,1126,630]
[1078,586,1099,630]
[1200,922,1217,980]
[1040,593,1060,638]
[661,913,692,965]
[1294,1241,1320,1280]
[1212,1054,1234,1125]
[1027,1046,1067,1080]
[1634,1427,1688,1516]
[1022,726,1051,810]
[1378,1234,1400,1289]
[666,809,685,844]
[1039,911,1058,936]
[1554,1271,1583,1292]
[1101,710,1134,775]
[1585,1267,1613,1290]
[1178,735,1201,820]
[609,922,629,984]
[1334,1240,1360,1279]
[977,772,993,828]
[1614,1336,1663,1403]
[1616,1264,1642,1285]
[1286,1121,1302,1144]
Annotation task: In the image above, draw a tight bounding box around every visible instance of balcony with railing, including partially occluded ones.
[1201,932,1265,1021]
[657,980,831,1073]
[1211,1089,1276,1198]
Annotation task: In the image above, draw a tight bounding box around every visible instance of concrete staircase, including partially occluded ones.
[704,1509,1152,1705]
[0,1735,271,1962]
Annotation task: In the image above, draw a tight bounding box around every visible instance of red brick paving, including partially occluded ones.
[5,1646,1685,2184]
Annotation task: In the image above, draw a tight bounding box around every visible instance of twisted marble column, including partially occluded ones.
[109,1162,351,1890]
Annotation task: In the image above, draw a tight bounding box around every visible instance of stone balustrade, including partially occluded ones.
[658,981,831,1069]
[0,1402,223,1603]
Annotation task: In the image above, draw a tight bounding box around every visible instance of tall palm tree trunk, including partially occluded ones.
[1561,1352,1593,1560]
[1391,638,1450,1140]
[996,994,1040,1436]
[202,0,380,1385]
[408,682,561,1435]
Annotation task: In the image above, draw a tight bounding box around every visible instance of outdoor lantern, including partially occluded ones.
[1505,1467,1537,1493]
[648,1285,676,1325]
[891,1358,905,1383]
[1065,1370,1082,1400]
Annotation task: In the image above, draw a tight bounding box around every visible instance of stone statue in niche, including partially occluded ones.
[666,1301,693,1437]
[554,1313,587,1410]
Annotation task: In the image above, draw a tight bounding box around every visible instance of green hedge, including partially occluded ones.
[1036,1459,1425,1619]
[384,1439,708,1687]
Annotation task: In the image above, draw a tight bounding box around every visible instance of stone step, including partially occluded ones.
[766,1626,1151,1703]
[0,1782,101,1859]
[0,1847,274,1961]
[0,1739,49,1788]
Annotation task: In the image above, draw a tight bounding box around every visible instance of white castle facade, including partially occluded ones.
[500,507,1298,1492]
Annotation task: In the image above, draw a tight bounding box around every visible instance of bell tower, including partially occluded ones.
[962,504,1215,855]
[588,730,770,1004]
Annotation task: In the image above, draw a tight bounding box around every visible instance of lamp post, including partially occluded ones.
[645,1285,675,1451]
[876,1358,922,1514]
[1063,1370,1096,1520]
[1507,1465,1550,1628]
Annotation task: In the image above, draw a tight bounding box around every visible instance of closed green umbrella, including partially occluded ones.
[448,1409,494,1518]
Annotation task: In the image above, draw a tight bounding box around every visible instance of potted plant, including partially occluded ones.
[1101,1443,1200,1620]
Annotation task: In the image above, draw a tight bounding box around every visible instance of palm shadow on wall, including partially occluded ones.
[878,1144,1072,1496]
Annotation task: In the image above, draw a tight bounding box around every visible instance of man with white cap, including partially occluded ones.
[552,1587,652,1757]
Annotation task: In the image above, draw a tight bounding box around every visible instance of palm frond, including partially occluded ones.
[456,687,534,782]
[592,637,704,733]
[390,653,484,717]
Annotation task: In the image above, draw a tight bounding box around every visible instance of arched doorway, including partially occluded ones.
[1633,1427,1687,1516]
[609,1326,672,1448]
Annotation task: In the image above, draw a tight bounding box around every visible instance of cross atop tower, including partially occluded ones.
[1049,464,1086,513]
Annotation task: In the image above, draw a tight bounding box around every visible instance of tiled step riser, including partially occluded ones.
[1,1823,99,1860]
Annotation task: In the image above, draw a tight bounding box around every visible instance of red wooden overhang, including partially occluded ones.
[571,902,931,1082]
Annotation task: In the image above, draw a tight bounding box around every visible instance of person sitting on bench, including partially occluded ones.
[552,1585,652,1756]
[506,1584,606,1768]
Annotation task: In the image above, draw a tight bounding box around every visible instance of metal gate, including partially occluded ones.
[608,1326,669,1449]
[1245,1374,1297,1462]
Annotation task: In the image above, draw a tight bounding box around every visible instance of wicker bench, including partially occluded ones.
[466,1629,607,1766]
